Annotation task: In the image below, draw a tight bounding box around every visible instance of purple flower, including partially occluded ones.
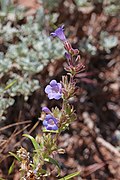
[42,107,51,114]
[51,25,66,41]
[43,114,58,130]
[45,80,62,100]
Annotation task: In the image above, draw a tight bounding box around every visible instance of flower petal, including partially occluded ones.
[50,80,57,86]
[43,120,48,126]
[51,124,58,130]
[50,32,57,37]
[48,93,54,99]
[53,93,62,100]
[45,85,52,94]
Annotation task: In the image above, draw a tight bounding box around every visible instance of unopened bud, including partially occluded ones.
[42,107,51,114]
[64,41,72,51]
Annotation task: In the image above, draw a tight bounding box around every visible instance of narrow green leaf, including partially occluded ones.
[44,157,61,176]
[4,80,17,90]
[23,134,40,150]
[44,157,60,168]
[58,171,80,180]
[8,161,14,175]
[9,152,21,162]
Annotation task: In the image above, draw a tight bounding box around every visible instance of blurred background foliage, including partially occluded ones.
[0,0,64,119]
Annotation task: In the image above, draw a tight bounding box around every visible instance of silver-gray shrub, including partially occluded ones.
[75,0,120,15]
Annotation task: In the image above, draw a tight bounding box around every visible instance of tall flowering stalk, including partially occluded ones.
[10,26,85,179]
[42,25,85,134]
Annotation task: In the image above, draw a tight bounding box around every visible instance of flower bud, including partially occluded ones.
[42,107,51,114]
